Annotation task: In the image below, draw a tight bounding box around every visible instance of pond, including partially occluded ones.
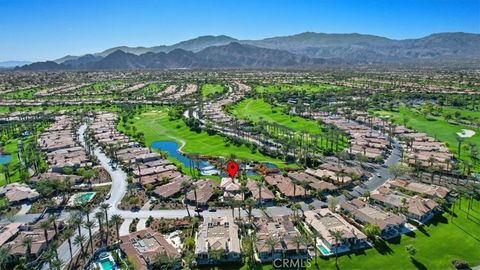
[151,140,279,176]
[0,154,12,165]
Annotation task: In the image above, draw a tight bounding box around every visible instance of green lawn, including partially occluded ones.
[201,84,225,98]
[438,106,480,122]
[0,139,20,185]
[133,83,166,96]
[373,107,480,166]
[0,87,42,99]
[231,98,323,134]
[117,108,290,168]
[255,83,349,93]
[230,98,347,151]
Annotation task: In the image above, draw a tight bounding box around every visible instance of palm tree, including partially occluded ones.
[181,181,192,218]
[329,230,344,267]
[51,258,63,270]
[190,184,199,212]
[13,256,28,270]
[244,198,255,222]
[308,236,318,266]
[1,165,10,184]
[255,180,265,205]
[328,196,339,212]
[456,135,464,158]
[95,211,105,245]
[0,246,11,270]
[49,240,60,261]
[151,252,180,269]
[40,220,51,249]
[72,214,84,237]
[82,205,92,223]
[48,214,58,236]
[291,234,306,260]
[110,214,123,243]
[100,203,111,244]
[74,234,86,260]
[83,220,96,254]
[21,236,33,260]
[265,237,279,259]
[240,185,249,203]
[63,228,74,261]
[406,245,417,258]
[291,203,301,220]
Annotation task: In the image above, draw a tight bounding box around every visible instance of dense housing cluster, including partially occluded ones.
[0,70,478,270]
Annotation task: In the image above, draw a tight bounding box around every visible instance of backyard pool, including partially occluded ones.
[100,258,114,270]
[0,154,12,165]
[68,192,96,206]
[318,242,333,256]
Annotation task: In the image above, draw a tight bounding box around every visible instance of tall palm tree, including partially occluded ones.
[265,237,279,259]
[244,198,255,223]
[95,211,105,245]
[456,135,464,158]
[291,235,306,258]
[181,181,192,218]
[329,230,344,267]
[240,185,249,203]
[40,220,51,249]
[63,228,74,261]
[72,214,84,237]
[190,184,199,210]
[256,180,265,206]
[49,240,60,260]
[82,205,92,223]
[110,214,123,243]
[100,203,111,244]
[48,214,58,236]
[83,220,96,254]
[21,236,33,260]
[74,235,86,260]
[308,236,318,266]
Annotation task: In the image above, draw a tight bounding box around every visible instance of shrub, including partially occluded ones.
[451,258,469,269]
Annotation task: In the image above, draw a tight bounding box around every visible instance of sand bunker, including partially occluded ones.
[457,129,476,138]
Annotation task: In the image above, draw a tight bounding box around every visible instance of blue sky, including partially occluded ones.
[0,0,479,61]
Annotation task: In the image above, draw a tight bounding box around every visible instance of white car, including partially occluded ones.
[376,173,382,177]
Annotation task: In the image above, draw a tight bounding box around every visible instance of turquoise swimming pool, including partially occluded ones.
[318,243,332,256]
[0,154,12,165]
[100,258,114,270]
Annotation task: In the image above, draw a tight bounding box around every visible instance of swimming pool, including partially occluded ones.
[317,243,332,256]
[0,154,12,165]
[100,258,114,270]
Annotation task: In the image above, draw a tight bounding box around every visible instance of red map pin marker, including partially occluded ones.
[227,161,239,178]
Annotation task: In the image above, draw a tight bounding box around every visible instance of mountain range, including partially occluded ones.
[18,32,480,70]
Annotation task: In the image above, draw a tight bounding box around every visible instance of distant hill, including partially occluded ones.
[22,32,480,70]
[0,60,32,68]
